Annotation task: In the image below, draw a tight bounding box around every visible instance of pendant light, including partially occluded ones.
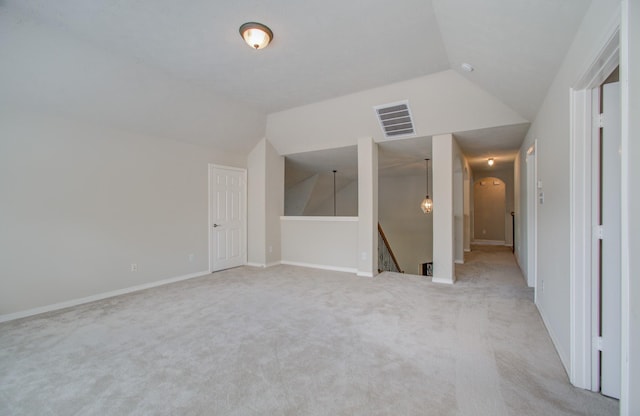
[420,159,433,214]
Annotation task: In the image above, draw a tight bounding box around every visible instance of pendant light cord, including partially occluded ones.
[425,159,429,198]
[333,170,337,216]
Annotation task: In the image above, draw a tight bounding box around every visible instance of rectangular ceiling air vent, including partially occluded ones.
[373,100,416,139]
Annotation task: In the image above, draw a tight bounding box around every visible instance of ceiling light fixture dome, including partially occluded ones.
[239,22,273,50]
[461,63,475,72]
[488,158,495,166]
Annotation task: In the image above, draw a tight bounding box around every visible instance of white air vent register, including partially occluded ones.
[373,100,416,139]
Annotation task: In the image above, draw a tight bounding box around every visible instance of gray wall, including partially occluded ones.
[0,114,245,314]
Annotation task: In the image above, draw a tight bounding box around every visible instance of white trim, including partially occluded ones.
[357,271,374,277]
[464,248,471,253]
[280,260,357,274]
[209,164,248,273]
[569,88,595,390]
[280,216,358,222]
[211,164,246,172]
[0,270,209,323]
[455,260,464,264]
[620,2,631,413]
[431,276,454,285]
[246,261,281,268]
[472,239,506,246]
[569,16,621,392]
[525,142,538,292]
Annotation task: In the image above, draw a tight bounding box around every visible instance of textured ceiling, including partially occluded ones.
[8,0,590,118]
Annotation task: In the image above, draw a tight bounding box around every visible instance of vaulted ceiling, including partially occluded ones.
[3,0,591,161]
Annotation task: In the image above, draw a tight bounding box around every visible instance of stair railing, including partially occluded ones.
[378,223,403,273]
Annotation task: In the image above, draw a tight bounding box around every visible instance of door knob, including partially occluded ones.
[213,224,220,228]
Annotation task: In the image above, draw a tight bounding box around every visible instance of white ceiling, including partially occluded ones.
[8,0,590,119]
[5,0,590,167]
[285,123,529,184]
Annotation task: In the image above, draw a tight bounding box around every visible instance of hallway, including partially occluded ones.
[449,245,618,414]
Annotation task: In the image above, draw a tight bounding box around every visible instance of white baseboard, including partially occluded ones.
[464,249,471,253]
[537,301,570,377]
[357,271,374,277]
[473,239,507,246]
[455,260,464,264]
[0,270,209,323]
[432,276,454,285]
[280,260,357,274]
[247,261,282,268]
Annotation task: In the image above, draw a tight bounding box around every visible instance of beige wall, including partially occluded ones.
[379,175,433,275]
[267,71,527,156]
[473,178,507,242]
[280,217,358,271]
[473,167,514,245]
[0,113,245,315]
[247,139,284,267]
[247,140,267,266]
[306,180,358,217]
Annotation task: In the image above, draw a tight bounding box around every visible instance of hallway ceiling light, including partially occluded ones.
[239,22,273,50]
[421,159,433,214]
[488,158,495,166]
[461,63,475,72]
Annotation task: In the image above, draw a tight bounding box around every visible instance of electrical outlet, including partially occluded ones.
[188,254,195,262]
[361,252,367,260]
[130,263,138,272]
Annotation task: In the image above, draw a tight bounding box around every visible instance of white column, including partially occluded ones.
[357,137,378,276]
[247,138,284,267]
[432,133,455,284]
[247,139,267,266]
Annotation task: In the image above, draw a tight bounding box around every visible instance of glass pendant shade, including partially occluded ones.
[239,22,273,50]
[421,196,433,214]
[420,158,433,214]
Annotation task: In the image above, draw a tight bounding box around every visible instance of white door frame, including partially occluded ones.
[569,21,619,391]
[525,142,537,292]
[208,164,247,272]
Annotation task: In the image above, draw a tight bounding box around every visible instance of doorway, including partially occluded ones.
[597,71,621,399]
[568,27,619,393]
[208,164,247,272]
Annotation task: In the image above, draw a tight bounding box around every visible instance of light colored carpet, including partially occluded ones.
[0,246,617,415]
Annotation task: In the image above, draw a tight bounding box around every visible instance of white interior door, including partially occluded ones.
[600,81,621,399]
[209,165,246,272]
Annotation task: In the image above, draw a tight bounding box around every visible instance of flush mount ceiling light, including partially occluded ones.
[239,22,273,50]
[420,159,433,214]
[488,158,495,166]
[461,63,475,72]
